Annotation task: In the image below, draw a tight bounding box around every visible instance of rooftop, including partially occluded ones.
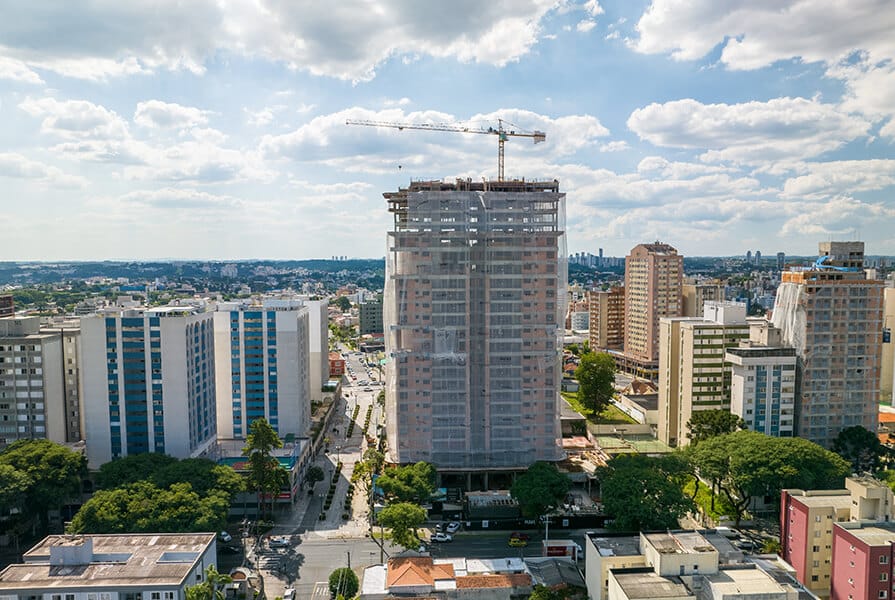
[838,523,895,547]
[644,531,716,554]
[587,533,642,557]
[386,557,454,589]
[455,574,531,589]
[705,565,791,596]
[0,533,214,591]
[785,490,851,509]
[612,569,693,600]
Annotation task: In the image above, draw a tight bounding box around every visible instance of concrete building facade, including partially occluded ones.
[682,282,724,318]
[882,287,895,405]
[81,305,217,468]
[658,302,750,447]
[383,179,566,471]
[832,522,895,600]
[0,316,66,448]
[589,287,625,352]
[0,295,13,318]
[624,242,682,379]
[726,321,797,437]
[772,241,884,447]
[213,298,311,441]
[300,298,330,401]
[360,298,384,336]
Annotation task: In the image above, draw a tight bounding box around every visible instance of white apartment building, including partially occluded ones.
[0,316,66,448]
[213,298,311,440]
[81,305,217,468]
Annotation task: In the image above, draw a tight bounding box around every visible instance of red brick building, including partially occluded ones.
[328,351,345,378]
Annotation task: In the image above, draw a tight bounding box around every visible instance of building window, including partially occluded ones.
[883,573,890,582]
[883,556,890,565]
[880,591,887,599]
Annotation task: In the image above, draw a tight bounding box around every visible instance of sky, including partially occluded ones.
[2,0,895,261]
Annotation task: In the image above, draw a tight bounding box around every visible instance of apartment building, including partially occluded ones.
[300,298,330,401]
[360,298,384,335]
[772,241,884,447]
[588,286,625,352]
[0,533,216,599]
[383,179,566,476]
[623,242,682,380]
[781,476,894,598]
[0,294,13,318]
[81,305,217,468]
[657,302,750,447]
[832,522,895,600]
[0,316,66,448]
[882,287,895,405]
[682,281,724,317]
[213,298,311,441]
[726,321,797,437]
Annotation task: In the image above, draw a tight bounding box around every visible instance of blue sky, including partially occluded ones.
[2,0,895,260]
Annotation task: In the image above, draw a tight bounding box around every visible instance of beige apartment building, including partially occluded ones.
[682,281,724,317]
[882,286,895,405]
[588,286,625,352]
[383,179,566,479]
[772,241,884,447]
[623,242,682,379]
[658,302,750,447]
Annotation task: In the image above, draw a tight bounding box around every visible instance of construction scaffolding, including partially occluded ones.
[383,178,567,469]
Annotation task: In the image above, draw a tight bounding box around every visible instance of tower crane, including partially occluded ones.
[345,118,546,181]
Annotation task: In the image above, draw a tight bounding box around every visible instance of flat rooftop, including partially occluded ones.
[587,534,642,557]
[840,523,895,546]
[645,531,716,554]
[787,492,851,509]
[613,570,693,600]
[705,566,791,596]
[1,533,214,591]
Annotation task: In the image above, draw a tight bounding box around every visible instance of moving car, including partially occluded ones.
[508,532,530,547]
[364,387,373,392]
[432,533,452,543]
[445,522,461,533]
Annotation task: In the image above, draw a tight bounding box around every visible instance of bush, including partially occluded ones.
[329,567,359,600]
[342,512,350,520]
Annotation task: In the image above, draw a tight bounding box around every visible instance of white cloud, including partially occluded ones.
[0,56,43,84]
[576,20,597,33]
[604,30,620,41]
[19,97,130,140]
[632,0,895,70]
[134,100,210,129]
[627,97,872,164]
[119,188,242,210]
[781,159,895,198]
[0,0,561,82]
[599,140,628,152]
[0,152,87,188]
[582,0,604,17]
[245,107,275,127]
[780,196,895,237]
[383,97,412,107]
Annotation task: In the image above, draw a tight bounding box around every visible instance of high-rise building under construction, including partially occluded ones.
[772,241,884,447]
[383,179,566,474]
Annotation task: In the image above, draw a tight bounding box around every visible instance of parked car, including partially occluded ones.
[364,387,373,392]
[445,522,461,534]
[432,533,453,543]
[268,536,290,548]
[219,531,232,543]
[283,589,295,600]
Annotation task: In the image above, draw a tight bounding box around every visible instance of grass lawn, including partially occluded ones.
[684,480,737,522]
[561,392,637,425]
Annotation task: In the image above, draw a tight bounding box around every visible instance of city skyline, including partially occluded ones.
[2,1,895,260]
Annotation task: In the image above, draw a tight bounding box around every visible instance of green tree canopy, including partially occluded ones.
[0,439,86,530]
[575,352,616,413]
[96,454,244,500]
[599,454,695,531]
[334,296,352,312]
[185,565,232,600]
[329,567,359,599]
[376,462,436,504]
[305,465,325,486]
[686,410,744,446]
[377,502,427,550]
[832,426,886,475]
[70,481,229,534]
[243,418,287,518]
[511,462,571,517]
[689,431,850,525]
[0,463,32,512]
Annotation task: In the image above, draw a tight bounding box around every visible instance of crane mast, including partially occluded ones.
[345,118,546,181]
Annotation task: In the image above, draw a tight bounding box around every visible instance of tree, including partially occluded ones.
[377,502,427,550]
[362,448,385,473]
[689,431,850,526]
[329,567,359,599]
[0,463,31,513]
[0,439,86,531]
[575,352,616,413]
[598,454,695,531]
[69,481,229,534]
[242,418,287,518]
[305,465,325,488]
[529,585,564,600]
[334,296,352,312]
[686,410,744,446]
[832,426,886,475]
[185,565,232,600]
[376,462,436,504]
[511,462,571,518]
[96,453,178,489]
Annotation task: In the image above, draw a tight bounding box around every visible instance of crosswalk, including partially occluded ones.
[310,582,329,599]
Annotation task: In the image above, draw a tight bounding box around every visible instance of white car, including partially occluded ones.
[431,533,453,543]
[283,589,295,600]
[445,522,461,534]
[268,536,290,548]
[219,531,232,543]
